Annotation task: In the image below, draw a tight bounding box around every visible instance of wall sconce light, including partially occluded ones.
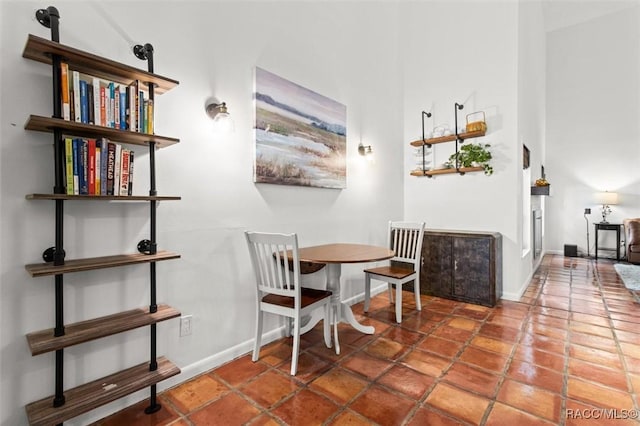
[205,100,234,133]
[358,143,374,163]
[594,191,619,223]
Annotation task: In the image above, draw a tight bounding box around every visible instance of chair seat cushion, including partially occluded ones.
[262,287,332,309]
[364,265,415,280]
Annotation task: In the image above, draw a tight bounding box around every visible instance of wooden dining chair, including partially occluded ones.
[245,231,334,375]
[363,221,425,323]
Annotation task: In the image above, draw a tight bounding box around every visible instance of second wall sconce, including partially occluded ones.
[205,100,234,133]
[358,143,374,163]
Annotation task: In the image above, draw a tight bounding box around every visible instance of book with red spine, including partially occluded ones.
[87,139,96,195]
[114,87,120,129]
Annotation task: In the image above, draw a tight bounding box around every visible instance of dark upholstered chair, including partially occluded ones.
[624,218,640,264]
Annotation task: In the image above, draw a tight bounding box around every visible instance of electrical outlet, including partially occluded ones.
[584,208,591,215]
[180,315,192,337]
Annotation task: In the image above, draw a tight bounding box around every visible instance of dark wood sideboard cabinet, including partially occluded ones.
[420,230,502,307]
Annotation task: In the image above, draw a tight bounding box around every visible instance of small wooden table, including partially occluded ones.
[594,223,622,261]
[297,243,394,354]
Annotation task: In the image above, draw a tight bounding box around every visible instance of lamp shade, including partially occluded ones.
[595,192,619,205]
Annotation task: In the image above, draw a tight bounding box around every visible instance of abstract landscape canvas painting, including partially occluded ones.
[254,67,347,189]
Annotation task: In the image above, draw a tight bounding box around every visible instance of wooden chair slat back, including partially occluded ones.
[245,232,300,298]
[389,221,425,267]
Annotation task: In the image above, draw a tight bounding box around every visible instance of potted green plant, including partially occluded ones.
[446,143,493,175]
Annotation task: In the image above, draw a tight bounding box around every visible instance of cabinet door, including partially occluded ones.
[452,236,491,302]
[422,234,453,297]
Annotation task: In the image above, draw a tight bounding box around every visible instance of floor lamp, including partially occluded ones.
[584,208,591,256]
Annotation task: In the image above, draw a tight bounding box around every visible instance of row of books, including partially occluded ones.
[60,62,154,134]
[64,138,134,196]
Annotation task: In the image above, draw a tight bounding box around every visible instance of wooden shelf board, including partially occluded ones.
[23,34,178,94]
[25,251,181,277]
[25,356,180,426]
[26,304,180,356]
[410,166,484,177]
[409,130,487,147]
[26,194,180,201]
[25,115,179,148]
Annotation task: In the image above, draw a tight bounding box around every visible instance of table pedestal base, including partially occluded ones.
[298,263,374,354]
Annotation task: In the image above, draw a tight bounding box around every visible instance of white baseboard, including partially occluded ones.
[161,327,285,390]
[69,327,286,426]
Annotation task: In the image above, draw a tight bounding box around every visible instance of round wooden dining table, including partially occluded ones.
[297,243,394,354]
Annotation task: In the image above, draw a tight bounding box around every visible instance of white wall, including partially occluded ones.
[401,2,524,299]
[0,1,404,424]
[546,4,640,256]
[518,2,546,282]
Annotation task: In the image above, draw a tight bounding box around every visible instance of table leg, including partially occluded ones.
[326,264,375,336]
[299,310,323,335]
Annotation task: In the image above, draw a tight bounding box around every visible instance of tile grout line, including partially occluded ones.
[592,259,640,415]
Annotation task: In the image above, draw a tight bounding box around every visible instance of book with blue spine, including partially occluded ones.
[79,80,89,124]
[109,82,115,127]
[72,138,80,195]
[119,85,127,130]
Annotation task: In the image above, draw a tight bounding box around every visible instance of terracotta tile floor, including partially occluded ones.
[94,255,640,425]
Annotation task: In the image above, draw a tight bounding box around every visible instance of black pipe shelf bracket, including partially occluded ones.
[36,5,68,409]
[454,102,464,174]
[134,41,162,414]
[421,111,433,176]
[36,7,60,41]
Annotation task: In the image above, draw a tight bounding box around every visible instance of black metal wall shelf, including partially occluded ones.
[410,103,487,177]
